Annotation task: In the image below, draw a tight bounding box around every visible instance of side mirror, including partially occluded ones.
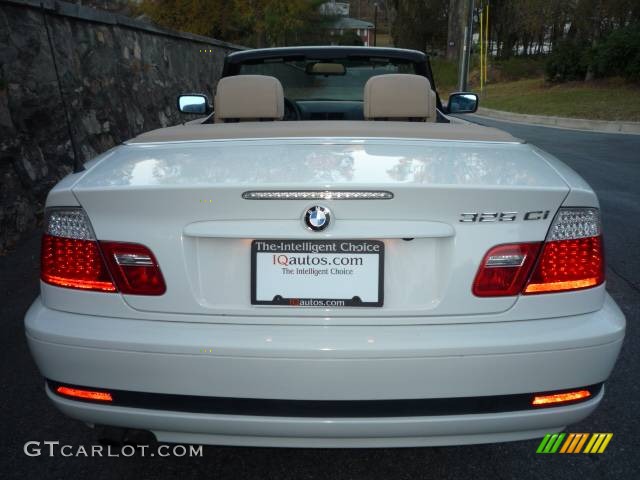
[177,94,211,115]
[447,92,479,114]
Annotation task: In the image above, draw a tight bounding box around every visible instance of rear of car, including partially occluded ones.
[25,51,625,448]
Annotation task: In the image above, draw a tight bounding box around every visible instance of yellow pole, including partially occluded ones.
[485,3,489,84]
[479,9,483,91]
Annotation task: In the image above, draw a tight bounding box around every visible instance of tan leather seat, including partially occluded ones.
[214,75,284,123]
[364,74,437,122]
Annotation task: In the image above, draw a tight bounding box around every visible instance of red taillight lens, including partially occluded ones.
[41,234,116,292]
[524,236,604,294]
[100,242,166,295]
[473,242,542,297]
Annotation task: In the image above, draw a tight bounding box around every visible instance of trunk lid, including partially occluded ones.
[73,138,569,320]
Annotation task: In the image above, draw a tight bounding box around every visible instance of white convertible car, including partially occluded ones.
[26,47,625,448]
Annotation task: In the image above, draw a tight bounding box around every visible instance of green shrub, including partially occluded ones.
[592,25,640,81]
[494,56,546,81]
[545,40,590,82]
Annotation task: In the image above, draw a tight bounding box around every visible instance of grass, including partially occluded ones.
[480,77,640,122]
[488,55,546,82]
[431,58,458,93]
[431,56,547,97]
[431,57,640,122]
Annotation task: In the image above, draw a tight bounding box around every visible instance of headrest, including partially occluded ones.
[214,75,284,122]
[364,74,436,121]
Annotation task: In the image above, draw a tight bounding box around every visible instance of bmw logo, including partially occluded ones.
[304,206,331,231]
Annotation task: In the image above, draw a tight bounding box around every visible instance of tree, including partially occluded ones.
[390,0,450,53]
[446,0,465,60]
[137,0,324,47]
[136,0,241,39]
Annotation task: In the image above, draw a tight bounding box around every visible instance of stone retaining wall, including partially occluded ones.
[0,0,243,251]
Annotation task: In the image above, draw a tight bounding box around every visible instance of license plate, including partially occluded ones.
[251,240,384,307]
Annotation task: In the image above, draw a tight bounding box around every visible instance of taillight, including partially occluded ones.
[473,208,604,297]
[41,208,165,295]
[473,242,541,297]
[524,208,604,294]
[100,241,166,295]
[41,209,116,292]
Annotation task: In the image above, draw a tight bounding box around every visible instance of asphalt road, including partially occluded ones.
[1,117,639,479]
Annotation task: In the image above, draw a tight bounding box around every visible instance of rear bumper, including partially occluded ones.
[45,384,604,448]
[25,294,625,447]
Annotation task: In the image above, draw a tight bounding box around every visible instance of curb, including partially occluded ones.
[473,107,640,135]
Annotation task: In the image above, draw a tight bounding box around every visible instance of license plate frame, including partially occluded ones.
[251,239,384,307]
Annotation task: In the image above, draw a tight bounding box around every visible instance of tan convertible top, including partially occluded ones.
[127,121,521,144]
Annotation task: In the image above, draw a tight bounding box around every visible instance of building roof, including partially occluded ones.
[328,16,374,29]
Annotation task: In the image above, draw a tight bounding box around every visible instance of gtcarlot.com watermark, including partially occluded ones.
[24,441,203,458]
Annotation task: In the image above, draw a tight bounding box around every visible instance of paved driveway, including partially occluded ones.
[1,118,638,479]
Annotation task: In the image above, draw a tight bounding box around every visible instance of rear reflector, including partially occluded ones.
[473,243,541,297]
[41,208,165,295]
[532,389,592,406]
[56,385,113,402]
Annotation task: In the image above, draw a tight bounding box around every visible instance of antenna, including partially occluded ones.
[40,3,84,173]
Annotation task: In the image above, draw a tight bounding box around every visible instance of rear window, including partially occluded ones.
[238,58,417,102]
